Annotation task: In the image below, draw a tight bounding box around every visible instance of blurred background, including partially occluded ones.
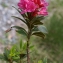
[0,0,63,63]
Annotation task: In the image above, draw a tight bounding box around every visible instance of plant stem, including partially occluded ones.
[20,59,21,63]
[27,38,30,63]
[20,54,22,63]
[9,59,13,63]
[27,28,31,63]
[27,14,32,63]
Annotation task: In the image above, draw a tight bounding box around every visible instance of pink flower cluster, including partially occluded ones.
[18,0,48,16]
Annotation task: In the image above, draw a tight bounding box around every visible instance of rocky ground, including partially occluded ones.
[0,0,19,53]
[0,0,28,54]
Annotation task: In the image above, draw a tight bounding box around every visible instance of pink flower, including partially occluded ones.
[38,7,48,16]
[18,0,36,14]
[18,0,48,16]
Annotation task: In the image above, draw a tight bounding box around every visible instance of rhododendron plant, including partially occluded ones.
[8,0,49,63]
[18,0,48,16]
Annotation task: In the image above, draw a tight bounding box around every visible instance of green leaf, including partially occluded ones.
[33,21,43,25]
[31,16,44,22]
[25,18,31,28]
[20,54,27,59]
[12,16,26,24]
[20,40,23,49]
[21,13,28,19]
[30,16,44,27]
[29,45,34,51]
[0,54,4,60]
[23,43,27,50]
[38,60,43,63]
[12,16,31,29]
[12,6,29,26]
[32,32,45,39]
[3,48,10,61]
[13,26,27,36]
[43,57,47,63]
[13,56,19,61]
[4,53,9,61]
[38,25,48,34]
[12,6,21,14]
[9,46,17,57]
[12,6,28,19]
[32,26,38,32]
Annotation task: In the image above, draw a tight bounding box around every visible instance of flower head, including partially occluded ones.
[18,0,48,16]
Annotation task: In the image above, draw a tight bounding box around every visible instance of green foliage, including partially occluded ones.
[3,48,10,61]
[0,41,27,62]
[17,40,27,54]
[9,6,48,63]
[32,32,45,39]
[31,16,44,22]
[38,60,43,63]
[12,7,47,39]
[43,58,47,63]
[38,58,47,63]
[13,26,28,37]
[16,40,34,55]
[12,16,26,24]
[35,13,63,63]
[0,48,10,61]
[12,6,21,14]
[38,25,48,34]
[0,47,19,62]
[0,40,35,63]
